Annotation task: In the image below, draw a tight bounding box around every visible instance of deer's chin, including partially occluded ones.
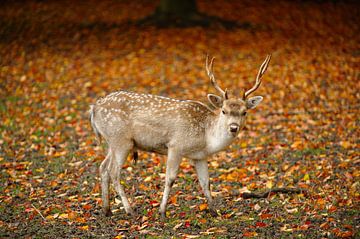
[229,131,239,138]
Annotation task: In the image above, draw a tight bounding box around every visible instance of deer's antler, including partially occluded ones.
[206,55,228,99]
[243,54,271,100]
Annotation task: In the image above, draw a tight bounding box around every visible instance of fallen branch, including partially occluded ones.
[242,188,307,199]
[31,204,46,221]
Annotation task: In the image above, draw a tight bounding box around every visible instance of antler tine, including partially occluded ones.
[243,54,271,100]
[206,55,228,99]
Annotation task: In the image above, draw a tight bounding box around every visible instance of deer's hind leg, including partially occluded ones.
[159,149,182,218]
[100,150,112,216]
[108,142,135,216]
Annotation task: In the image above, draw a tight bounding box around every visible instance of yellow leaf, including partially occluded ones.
[340,141,351,149]
[35,167,44,173]
[144,176,152,182]
[79,225,89,230]
[114,235,125,239]
[266,180,273,189]
[59,213,68,219]
[280,224,293,232]
[303,174,310,181]
[210,161,219,168]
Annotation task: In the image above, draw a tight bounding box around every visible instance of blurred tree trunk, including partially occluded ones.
[139,0,238,28]
[156,0,198,17]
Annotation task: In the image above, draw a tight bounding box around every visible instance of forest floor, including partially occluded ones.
[0,0,359,238]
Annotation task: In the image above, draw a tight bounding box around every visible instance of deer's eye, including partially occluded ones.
[242,112,247,116]
[222,110,226,115]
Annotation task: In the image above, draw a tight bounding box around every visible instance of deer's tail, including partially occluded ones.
[89,105,102,144]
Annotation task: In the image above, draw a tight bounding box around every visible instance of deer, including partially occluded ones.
[89,54,271,218]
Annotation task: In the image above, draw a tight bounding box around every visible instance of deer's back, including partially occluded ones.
[92,91,213,154]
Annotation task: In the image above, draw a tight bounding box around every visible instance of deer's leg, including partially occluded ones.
[194,159,217,216]
[100,150,112,216]
[159,149,182,218]
[108,144,135,216]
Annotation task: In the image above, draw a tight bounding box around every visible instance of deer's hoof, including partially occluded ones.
[160,211,166,220]
[208,208,218,217]
[126,208,137,218]
[103,208,113,217]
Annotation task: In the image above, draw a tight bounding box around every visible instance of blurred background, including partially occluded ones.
[1,0,358,156]
[1,0,358,106]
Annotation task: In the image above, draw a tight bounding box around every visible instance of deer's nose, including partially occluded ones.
[229,123,239,133]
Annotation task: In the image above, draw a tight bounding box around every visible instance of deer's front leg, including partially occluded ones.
[159,149,182,218]
[194,159,217,216]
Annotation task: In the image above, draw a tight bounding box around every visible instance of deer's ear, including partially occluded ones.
[246,96,263,109]
[207,94,223,108]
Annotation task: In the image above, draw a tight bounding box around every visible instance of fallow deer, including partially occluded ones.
[89,54,271,218]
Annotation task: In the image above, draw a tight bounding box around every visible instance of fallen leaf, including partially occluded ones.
[199,204,208,211]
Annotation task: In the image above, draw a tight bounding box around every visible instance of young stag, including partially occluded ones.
[90,55,271,217]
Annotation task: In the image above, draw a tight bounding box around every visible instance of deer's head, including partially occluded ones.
[205,55,271,137]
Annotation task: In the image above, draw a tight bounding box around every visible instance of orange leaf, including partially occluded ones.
[243,231,258,237]
[169,196,177,204]
[199,218,207,224]
[68,211,77,220]
[82,204,92,210]
[139,184,149,191]
[75,217,86,223]
[291,140,303,149]
[343,224,352,230]
[340,231,353,238]
[255,222,267,228]
[260,213,273,219]
[320,222,329,229]
[50,181,58,187]
[199,204,208,211]
[328,205,337,213]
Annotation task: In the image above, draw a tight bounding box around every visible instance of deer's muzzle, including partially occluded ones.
[229,123,240,135]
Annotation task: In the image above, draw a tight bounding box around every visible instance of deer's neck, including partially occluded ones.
[205,113,235,155]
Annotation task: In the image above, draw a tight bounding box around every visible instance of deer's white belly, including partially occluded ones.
[132,121,170,155]
[186,150,208,160]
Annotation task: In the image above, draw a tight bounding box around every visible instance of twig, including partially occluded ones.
[31,204,46,221]
[242,188,307,199]
[263,104,360,117]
